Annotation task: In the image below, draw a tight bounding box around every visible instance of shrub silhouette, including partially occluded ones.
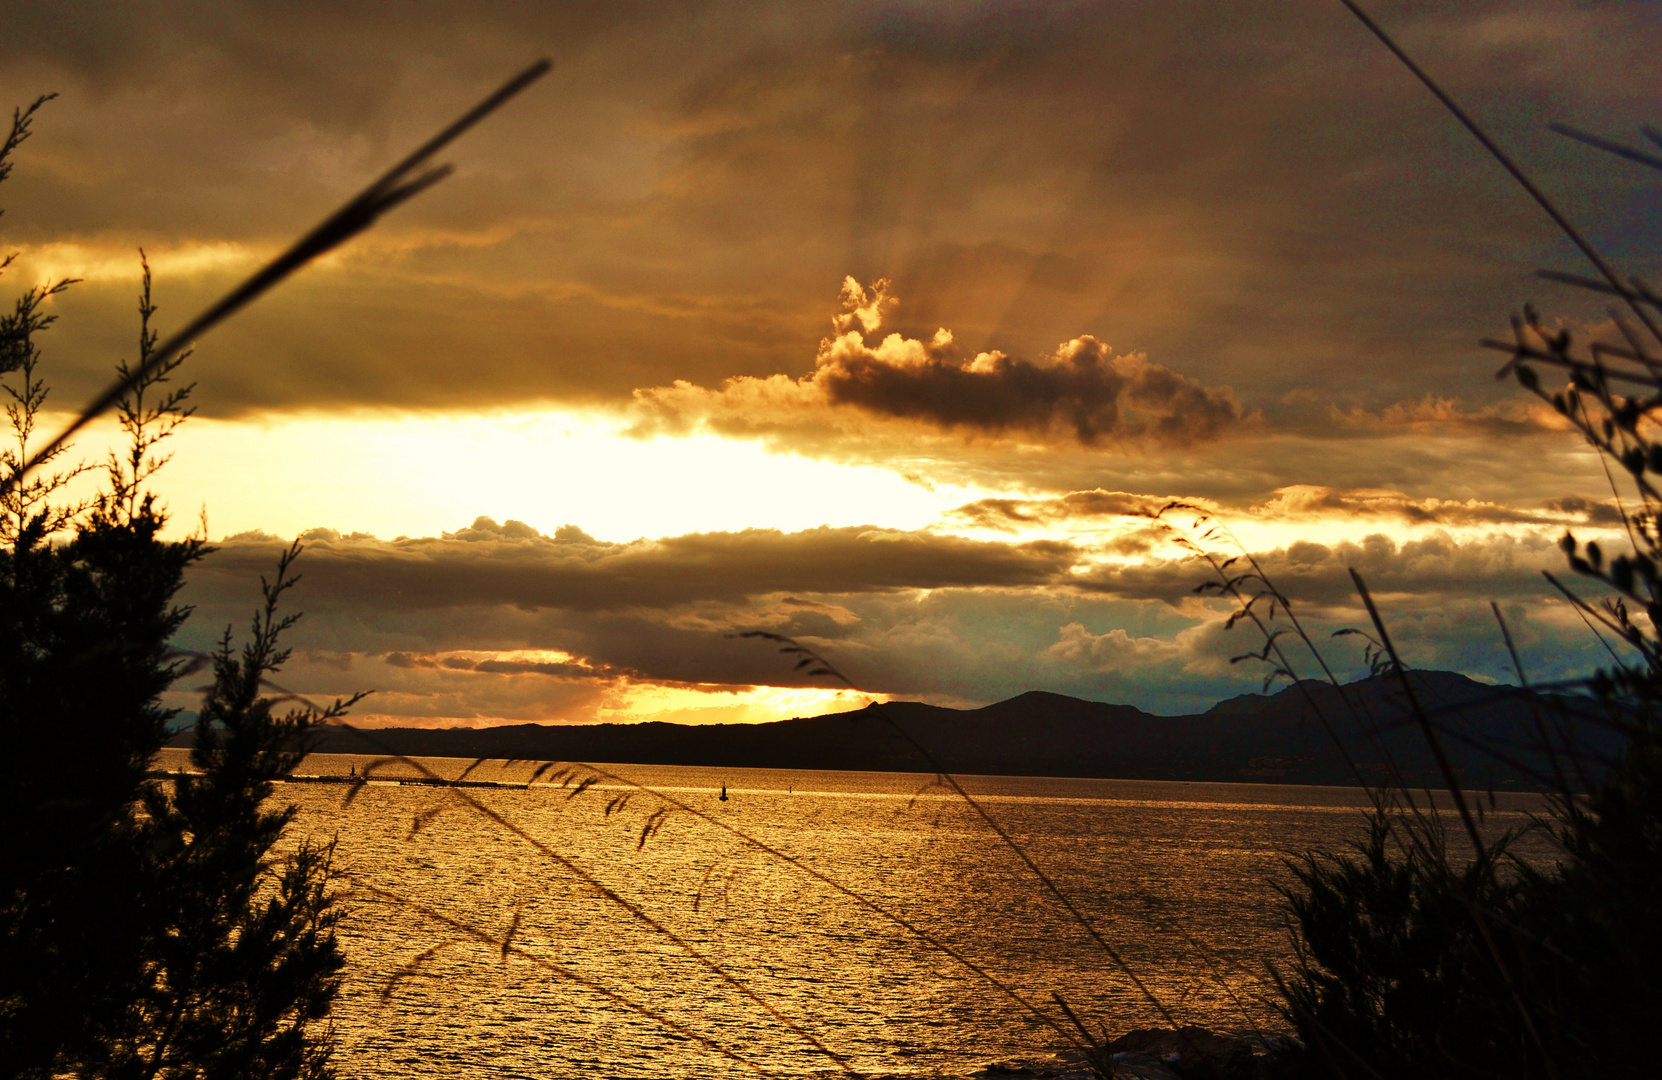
[1269,700,1662,1079]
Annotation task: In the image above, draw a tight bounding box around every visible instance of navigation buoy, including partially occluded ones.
[719,785,729,802]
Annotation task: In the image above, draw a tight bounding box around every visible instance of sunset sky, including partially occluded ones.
[2,0,1658,726]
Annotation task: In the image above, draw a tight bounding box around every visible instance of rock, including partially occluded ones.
[974,1027,1271,1080]
[1103,1026,1261,1079]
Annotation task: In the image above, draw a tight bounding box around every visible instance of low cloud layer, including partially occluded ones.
[1252,485,1605,528]
[1079,529,1570,615]
[195,514,1077,616]
[947,485,1620,532]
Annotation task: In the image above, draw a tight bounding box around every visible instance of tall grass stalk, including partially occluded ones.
[738,631,1183,1033]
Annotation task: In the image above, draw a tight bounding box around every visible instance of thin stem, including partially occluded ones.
[1338,0,1662,344]
[325,725,855,1072]
[572,761,1082,1049]
[1,59,550,502]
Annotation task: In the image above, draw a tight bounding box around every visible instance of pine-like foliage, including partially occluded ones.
[0,97,353,1080]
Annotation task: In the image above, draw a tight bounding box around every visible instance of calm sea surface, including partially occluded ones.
[154,749,1554,1079]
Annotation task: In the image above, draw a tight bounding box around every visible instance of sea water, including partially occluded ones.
[152,749,1555,1079]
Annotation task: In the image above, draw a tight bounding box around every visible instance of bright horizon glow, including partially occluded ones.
[336,673,881,729]
[592,682,880,726]
[43,407,993,543]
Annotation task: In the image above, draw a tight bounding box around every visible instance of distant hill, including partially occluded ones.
[174,670,1617,788]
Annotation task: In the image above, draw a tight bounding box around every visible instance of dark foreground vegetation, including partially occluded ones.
[277,670,1608,789]
[0,100,354,1079]
[1239,6,1662,1076]
[1,69,542,1080]
[5,8,1662,1078]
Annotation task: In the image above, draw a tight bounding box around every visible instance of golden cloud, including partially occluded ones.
[628,278,1246,449]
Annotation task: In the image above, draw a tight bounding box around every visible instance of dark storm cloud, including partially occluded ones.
[817,330,1242,445]
[948,490,1182,530]
[1264,389,1576,441]
[1253,485,1584,527]
[630,279,1246,448]
[1544,495,1625,528]
[186,515,1077,616]
[383,649,623,681]
[0,0,1656,424]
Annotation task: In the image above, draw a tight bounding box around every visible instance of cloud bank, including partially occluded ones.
[5,2,1648,726]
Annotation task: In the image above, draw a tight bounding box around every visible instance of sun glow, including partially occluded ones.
[44,407,990,543]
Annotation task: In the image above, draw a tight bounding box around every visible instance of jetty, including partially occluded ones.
[146,770,534,790]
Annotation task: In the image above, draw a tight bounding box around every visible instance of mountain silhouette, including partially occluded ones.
[189,670,1616,788]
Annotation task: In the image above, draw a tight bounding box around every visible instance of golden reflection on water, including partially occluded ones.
[154,750,1553,1079]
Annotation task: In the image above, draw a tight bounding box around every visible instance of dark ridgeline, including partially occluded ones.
[269,670,1612,790]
